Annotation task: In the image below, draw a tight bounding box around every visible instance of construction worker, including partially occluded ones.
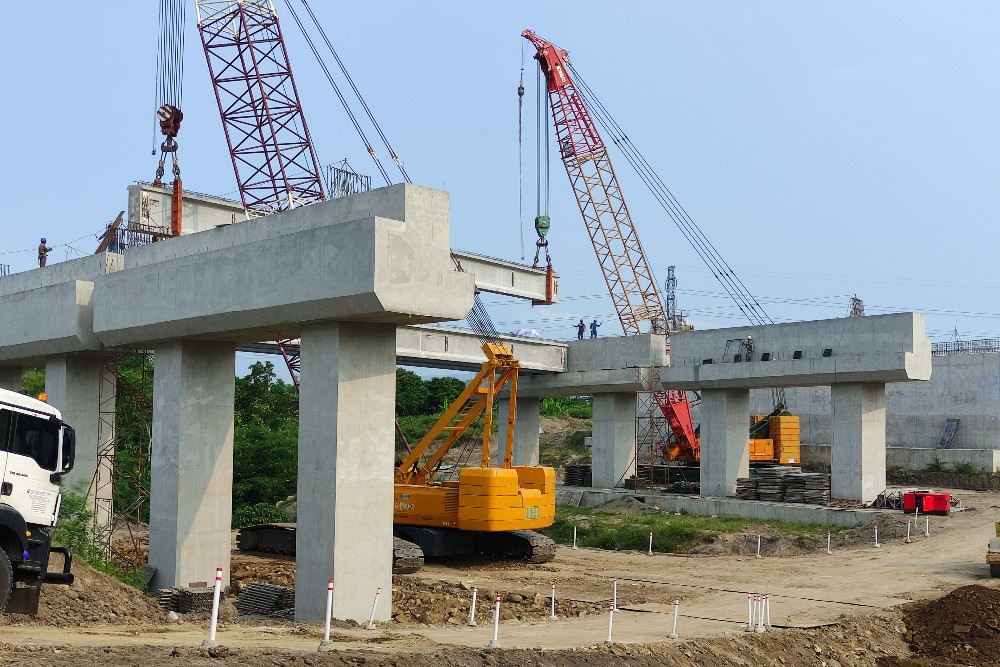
[97,222,120,253]
[575,319,586,340]
[37,238,52,268]
[590,319,602,338]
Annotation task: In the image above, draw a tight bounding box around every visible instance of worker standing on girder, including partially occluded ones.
[575,319,586,340]
[590,319,602,339]
[37,238,52,268]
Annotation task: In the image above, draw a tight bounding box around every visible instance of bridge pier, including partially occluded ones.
[295,321,396,622]
[148,341,235,592]
[831,382,886,503]
[699,388,751,497]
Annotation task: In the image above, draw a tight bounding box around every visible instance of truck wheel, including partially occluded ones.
[0,549,11,612]
[991,564,1000,578]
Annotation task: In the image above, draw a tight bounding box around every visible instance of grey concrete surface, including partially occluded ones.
[799,443,1000,472]
[94,185,474,346]
[557,487,879,528]
[831,383,886,503]
[0,367,21,392]
[753,352,1000,451]
[699,389,751,497]
[450,250,557,303]
[149,341,235,592]
[295,322,395,623]
[496,396,541,466]
[666,313,931,389]
[395,326,566,373]
[44,356,106,496]
[591,394,637,488]
[517,335,665,397]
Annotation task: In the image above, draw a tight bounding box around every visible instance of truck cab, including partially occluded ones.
[0,388,76,614]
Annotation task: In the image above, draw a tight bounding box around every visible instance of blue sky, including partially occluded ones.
[2,2,999,379]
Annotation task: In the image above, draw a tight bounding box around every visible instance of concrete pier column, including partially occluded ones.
[44,356,111,499]
[591,393,636,488]
[0,368,22,393]
[496,396,541,466]
[831,382,886,503]
[699,388,750,497]
[295,322,396,623]
[148,341,235,591]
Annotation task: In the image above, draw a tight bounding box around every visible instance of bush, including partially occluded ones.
[233,503,290,528]
[951,461,982,474]
[540,396,592,418]
[52,493,146,589]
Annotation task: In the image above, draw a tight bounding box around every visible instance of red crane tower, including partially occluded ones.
[523,29,699,462]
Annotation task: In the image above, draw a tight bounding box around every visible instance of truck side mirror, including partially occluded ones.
[61,426,76,474]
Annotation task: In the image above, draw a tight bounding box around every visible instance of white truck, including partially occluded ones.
[0,388,76,614]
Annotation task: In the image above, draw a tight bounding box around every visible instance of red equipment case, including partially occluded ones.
[902,491,951,515]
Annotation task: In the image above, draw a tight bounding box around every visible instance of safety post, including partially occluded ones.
[201,567,224,649]
[468,587,478,627]
[765,594,771,628]
[487,592,502,648]
[905,521,912,544]
[604,602,614,646]
[826,531,832,555]
[756,535,762,558]
[572,525,578,549]
[874,525,881,549]
[549,582,557,620]
[318,579,334,651]
[612,578,618,611]
[754,595,766,633]
[647,532,653,556]
[746,592,753,631]
[669,598,679,639]
[924,516,930,537]
[365,587,381,630]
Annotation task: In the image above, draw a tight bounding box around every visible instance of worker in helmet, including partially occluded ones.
[575,319,586,340]
[37,238,52,268]
[746,335,754,357]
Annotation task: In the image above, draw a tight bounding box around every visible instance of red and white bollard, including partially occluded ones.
[487,592,502,648]
[201,567,224,649]
[318,579,334,651]
[604,602,615,646]
[756,535,762,558]
[924,516,930,537]
[468,587,478,627]
[365,587,381,630]
[549,582,557,620]
[647,531,654,556]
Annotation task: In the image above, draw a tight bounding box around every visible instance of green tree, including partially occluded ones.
[22,368,44,397]
[395,368,429,416]
[235,362,297,430]
[233,424,297,507]
[425,376,465,413]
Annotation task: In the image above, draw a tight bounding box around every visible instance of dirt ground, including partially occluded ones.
[1,485,999,666]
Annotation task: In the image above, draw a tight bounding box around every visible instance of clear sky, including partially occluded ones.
[2,2,998,376]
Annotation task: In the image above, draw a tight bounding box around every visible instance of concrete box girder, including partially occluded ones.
[665,313,931,390]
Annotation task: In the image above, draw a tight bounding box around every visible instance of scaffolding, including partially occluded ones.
[932,338,1000,356]
[91,346,154,567]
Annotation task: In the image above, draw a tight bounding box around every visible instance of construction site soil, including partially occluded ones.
[1,486,998,666]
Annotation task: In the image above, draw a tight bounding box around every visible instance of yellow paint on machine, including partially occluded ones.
[393,466,555,532]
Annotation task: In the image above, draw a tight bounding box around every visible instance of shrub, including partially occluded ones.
[52,493,146,589]
[233,503,290,529]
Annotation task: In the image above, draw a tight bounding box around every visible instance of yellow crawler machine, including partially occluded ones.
[393,341,557,564]
[238,341,557,570]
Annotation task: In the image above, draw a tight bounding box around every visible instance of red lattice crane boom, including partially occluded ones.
[523,29,699,460]
[196,0,326,216]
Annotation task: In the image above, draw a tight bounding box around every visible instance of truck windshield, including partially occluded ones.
[9,414,59,472]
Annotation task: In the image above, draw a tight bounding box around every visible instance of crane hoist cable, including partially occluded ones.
[282,0,410,186]
[152,0,186,238]
[518,44,526,261]
[567,63,771,327]
[531,61,552,270]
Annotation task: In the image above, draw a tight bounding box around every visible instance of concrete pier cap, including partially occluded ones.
[0,183,476,622]
[664,313,932,503]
